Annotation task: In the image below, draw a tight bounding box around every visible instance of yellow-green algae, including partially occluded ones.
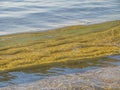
[0,20,120,71]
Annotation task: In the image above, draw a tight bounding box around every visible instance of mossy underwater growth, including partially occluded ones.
[0,20,120,71]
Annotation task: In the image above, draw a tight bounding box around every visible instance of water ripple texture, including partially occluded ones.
[0,0,120,35]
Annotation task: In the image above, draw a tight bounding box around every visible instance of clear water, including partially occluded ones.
[0,0,120,35]
[0,56,120,87]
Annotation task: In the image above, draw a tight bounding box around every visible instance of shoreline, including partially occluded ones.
[0,66,120,90]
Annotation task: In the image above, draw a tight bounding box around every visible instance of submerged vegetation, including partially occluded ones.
[0,20,120,71]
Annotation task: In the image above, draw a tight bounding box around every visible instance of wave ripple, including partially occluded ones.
[0,0,120,35]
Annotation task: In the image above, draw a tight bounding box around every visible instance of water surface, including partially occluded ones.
[0,56,120,87]
[0,0,120,35]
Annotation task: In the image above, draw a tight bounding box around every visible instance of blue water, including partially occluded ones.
[0,0,120,35]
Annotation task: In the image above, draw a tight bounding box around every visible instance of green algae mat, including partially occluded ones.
[0,20,120,71]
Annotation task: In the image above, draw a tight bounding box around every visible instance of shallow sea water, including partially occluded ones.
[0,0,120,88]
[0,55,120,87]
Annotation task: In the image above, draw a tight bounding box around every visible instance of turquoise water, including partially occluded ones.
[0,0,120,35]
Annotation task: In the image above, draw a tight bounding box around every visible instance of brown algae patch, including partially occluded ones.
[0,20,120,71]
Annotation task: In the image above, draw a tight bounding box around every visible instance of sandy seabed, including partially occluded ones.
[0,66,120,90]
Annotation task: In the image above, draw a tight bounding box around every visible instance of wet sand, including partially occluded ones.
[0,66,120,90]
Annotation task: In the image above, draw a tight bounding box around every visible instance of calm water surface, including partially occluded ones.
[0,0,120,35]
